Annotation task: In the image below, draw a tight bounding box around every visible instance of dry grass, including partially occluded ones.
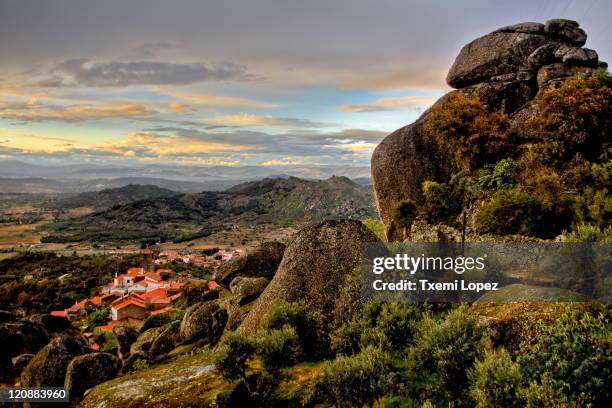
[0,223,45,245]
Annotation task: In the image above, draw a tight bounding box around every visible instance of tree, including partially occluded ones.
[390,200,418,241]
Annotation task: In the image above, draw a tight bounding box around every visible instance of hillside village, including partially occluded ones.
[49,247,245,350]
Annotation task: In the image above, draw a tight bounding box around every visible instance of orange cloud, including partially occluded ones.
[337,96,436,112]
[0,102,157,122]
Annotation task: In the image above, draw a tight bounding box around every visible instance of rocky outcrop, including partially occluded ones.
[130,326,165,355]
[21,335,86,387]
[229,276,270,305]
[29,313,72,333]
[372,19,603,233]
[179,301,227,344]
[239,219,384,334]
[148,320,181,358]
[139,312,173,333]
[64,352,121,402]
[1,320,49,363]
[214,241,286,286]
[113,325,140,359]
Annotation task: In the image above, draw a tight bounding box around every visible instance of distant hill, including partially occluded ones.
[0,177,240,194]
[43,176,376,243]
[46,184,180,209]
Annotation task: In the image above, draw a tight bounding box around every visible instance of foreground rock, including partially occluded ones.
[130,326,166,355]
[372,19,602,233]
[140,313,173,333]
[64,352,121,402]
[21,335,86,387]
[113,325,140,359]
[214,241,286,286]
[229,276,270,305]
[149,320,181,358]
[239,219,383,334]
[179,301,227,344]
[80,354,226,408]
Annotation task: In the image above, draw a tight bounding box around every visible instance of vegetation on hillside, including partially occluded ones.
[0,252,139,314]
[418,70,611,239]
[43,176,376,243]
[212,301,610,407]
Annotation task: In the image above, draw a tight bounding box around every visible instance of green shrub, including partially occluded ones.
[562,223,612,243]
[407,305,486,404]
[214,332,257,383]
[421,181,457,223]
[87,308,109,327]
[362,218,385,241]
[309,346,394,408]
[426,93,514,170]
[474,186,572,238]
[330,318,365,356]
[478,159,517,190]
[517,307,611,407]
[265,302,324,360]
[257,325,302,374]
[132,358,150,371]
[390,200,418,240]
[469,348,526,408]
[526,72,612,166]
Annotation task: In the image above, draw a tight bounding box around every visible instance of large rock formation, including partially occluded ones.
[113,325,140,359]
[239,219,383,334]
[64,352,121,402]
[372,19,604,235]
[214,241,286,286]
[179,300,227,344]
[21,335,86,387]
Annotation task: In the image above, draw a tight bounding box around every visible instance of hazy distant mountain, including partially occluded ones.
[44,176,376,243]
[0,159,371,183]
[0,177,241,194]
[46,185,180,209]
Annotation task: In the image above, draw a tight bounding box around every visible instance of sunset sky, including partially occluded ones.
[1,0,610,167]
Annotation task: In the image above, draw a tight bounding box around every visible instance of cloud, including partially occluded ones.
[167,102,196,113]
[204,114,332,128]
[123,42,175,60]
[261,157,305,166]
[337,95,437,112]
[166,91,277,110]
[39,58,252,87]
[0,102,157,122]
[98,132,258,157]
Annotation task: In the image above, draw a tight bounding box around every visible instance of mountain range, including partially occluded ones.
[43,176,376,243]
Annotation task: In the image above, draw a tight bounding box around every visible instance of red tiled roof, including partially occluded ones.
[208,281,220,290]
[151,307,176,315]
[112,298,145,310]
[91,296,103,306]
[142,248,154,255]
[150,297,171,305]
[90,343,101,351]
[127,267,145,276]
[141,288,168,299]
[66,299,90,314]
[98,317,143,333]
[50,310,68,317]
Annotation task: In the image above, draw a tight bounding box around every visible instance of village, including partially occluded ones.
[49,247,245,350]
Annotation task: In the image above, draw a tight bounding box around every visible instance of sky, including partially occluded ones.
[0,0,610,168]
